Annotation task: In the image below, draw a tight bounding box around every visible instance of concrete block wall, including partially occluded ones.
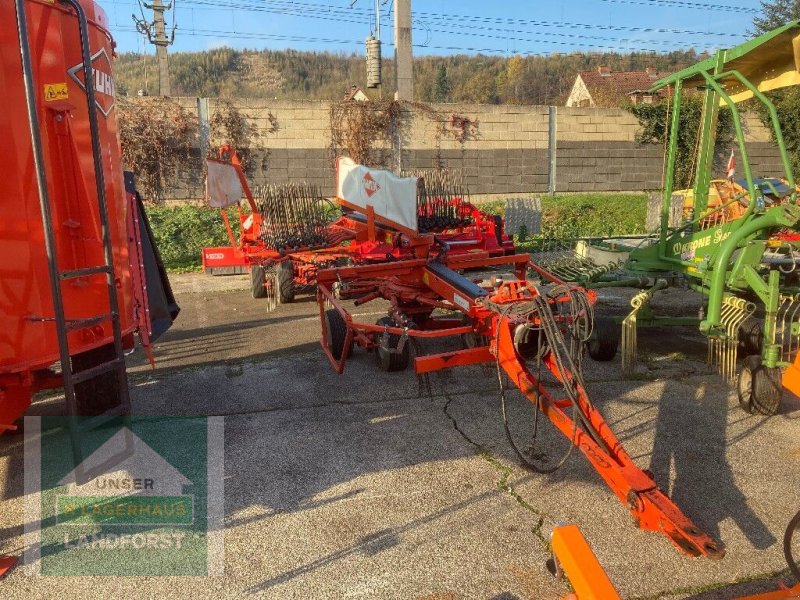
[403,104,550,194]
[555,107,662,192]
[210,98,334,195]
[143,98,785,202]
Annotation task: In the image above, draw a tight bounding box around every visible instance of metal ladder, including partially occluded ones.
[16,0,131,477]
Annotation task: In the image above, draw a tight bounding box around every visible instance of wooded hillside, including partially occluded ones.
[115,47,702,105]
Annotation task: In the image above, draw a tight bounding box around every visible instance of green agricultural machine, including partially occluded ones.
[539,22,800,415]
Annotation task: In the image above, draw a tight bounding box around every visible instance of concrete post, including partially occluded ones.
[394,0,413,101]
[197,97,210,156]
[548,106,557,195]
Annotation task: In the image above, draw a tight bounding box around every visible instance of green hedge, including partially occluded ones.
[146,193,648,271]
[481,193,648,239]
[145,205,241,271]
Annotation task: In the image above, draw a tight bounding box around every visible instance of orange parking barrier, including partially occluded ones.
[551,524,620,600]
[783,352,800,397]
[737,582,800,599]
[0,555,17,579]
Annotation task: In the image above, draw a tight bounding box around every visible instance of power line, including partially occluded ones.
[108,0,749,40]
[111,0,740,52]
[115,24,529,53]
[597,0,759,13]
[201,0,750,39]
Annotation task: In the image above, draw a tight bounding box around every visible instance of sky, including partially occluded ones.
[103,0,766,57]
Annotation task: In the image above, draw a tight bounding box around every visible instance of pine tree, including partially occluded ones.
[433,64,451,102]
[753,0,800,33]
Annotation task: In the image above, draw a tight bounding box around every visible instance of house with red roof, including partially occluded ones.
[566,66,666,108]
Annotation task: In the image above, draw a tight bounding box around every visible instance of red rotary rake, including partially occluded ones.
[201,148,514,307]
[315,164,725,560]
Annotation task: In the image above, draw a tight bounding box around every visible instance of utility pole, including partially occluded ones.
[394,0,413,101]
[152,0,171,96]
[133,0,176,96]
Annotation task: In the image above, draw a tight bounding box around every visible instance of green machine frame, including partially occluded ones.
[551,22,800,416]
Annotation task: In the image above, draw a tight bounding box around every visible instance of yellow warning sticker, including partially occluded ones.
[44,83,68,102]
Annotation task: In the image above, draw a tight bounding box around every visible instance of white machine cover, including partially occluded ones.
[205,159,243,208]
[336,157,417,231]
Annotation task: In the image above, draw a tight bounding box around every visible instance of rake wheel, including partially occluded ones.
[275,260,295,304]
[737,355,782,416]
[587,317,619,362]
[250,265,267,299]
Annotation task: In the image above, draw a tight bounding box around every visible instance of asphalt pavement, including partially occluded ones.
[1,272,799,599]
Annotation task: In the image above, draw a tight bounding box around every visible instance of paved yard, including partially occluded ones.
[1,272,800,598]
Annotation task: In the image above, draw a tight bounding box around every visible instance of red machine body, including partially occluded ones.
[1,0,175,432]
[2,0,131,367]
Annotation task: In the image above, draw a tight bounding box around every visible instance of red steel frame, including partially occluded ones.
[202,148,515,293]
[316,250,724,559]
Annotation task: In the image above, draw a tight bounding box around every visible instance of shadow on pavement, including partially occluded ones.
[648,380,776,551]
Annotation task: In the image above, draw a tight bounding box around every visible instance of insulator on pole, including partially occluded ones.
[366,35,381,89]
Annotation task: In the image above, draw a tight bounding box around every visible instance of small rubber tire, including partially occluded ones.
[783,508,800,582]
[324,309,351,360]
[512,324,549,361]
[587,317,619,362]
[462,332,489,349]
[739,319,763,355]
[375,317,409,372]
[276,261,295,304]
[250,265,267,299]
[737,354,782,416]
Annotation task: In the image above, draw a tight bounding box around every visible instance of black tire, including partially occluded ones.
[784,509,800,582]
[462,332,489,349]
[737,354,782,416]
[72,343,128,416]
[275,260,295,304]
[375,317,409,372]
[512,324,549,361]
[493,214,504,246]
[324,309,351,360]
[739,319,763,355]
[250,265,267,299]
[587,317,620,361]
